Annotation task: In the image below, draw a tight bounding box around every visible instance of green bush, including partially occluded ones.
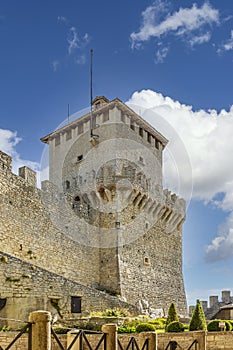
[118,326,136,333]
[53,327,70,334]
[165,303,179,331]
[189,300,207,331]
[135,323,156,333]
[91,308,130,317]
[149,318,166,329]
[207,320,232,332]
[122,317,142,328]
[0,326,11,332]
[166,321,184,333]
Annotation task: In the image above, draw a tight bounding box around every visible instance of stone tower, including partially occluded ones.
[41,96,187,315]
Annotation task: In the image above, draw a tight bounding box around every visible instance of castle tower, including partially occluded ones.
[41,96,187,315]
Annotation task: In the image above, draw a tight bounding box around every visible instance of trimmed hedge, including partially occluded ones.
[207,320,232,332]
[149,318,166,329]
[135,323,156,333]
[166,321,184,333]
[118,326,136,333]
[189,300,207,331]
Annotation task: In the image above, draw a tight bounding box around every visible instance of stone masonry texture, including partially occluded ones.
[0,96,187,324]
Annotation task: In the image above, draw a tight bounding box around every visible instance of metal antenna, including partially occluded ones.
[67,103,70,124]
[90,48,93,137]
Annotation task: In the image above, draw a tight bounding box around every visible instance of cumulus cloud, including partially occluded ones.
[0,128,39,175]
[130,1,219,60]
[127,89,233,262]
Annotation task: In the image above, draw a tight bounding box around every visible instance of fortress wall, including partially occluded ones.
[119,222,187,315]
[0,252,137,327]
[0,151,100,287]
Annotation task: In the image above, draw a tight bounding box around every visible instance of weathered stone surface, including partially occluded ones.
[0,96,187,322]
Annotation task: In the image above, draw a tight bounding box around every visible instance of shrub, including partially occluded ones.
[189,300,207,331]
[118,326,136,333]
[135,323,156,333]
[166,321,184,333]
[207,320,232,332]
[122,317,142,328]
[149,318,166,329]
[165,303,179,331]
[53,327,70,334]
[91,308,130,317]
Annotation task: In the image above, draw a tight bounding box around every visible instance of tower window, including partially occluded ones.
[103,112,109,122]
[139,127,143,137]
[147,133,152,143]
[78,124,83,135]
[66,129,72,141]
[71,296,82,313]
[130,123,135,131]
[144,257,150,266]
[77,155,83,162]
[65,180,70,190]
[55,135,60,146]
[139,156,144,164]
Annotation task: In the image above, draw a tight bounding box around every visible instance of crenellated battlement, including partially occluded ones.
[0,150,12,172]
[0,95,188,322]
[0,150,37,188]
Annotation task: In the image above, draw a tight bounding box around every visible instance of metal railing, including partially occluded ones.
[52,328,107,350]
[0,322,32,350]
[118,337,149,350]
[165,339,198,350]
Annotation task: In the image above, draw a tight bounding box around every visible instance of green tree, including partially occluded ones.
[165,303,179,331]
[189,300,207,331]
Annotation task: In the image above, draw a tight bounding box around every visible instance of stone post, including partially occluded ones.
[67,330,80,350]
[102,324,117,350]
[29,310,52,350]
[139,332,157,350]
[193,331,207,350]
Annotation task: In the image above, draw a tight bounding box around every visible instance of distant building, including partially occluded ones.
[189,290,233,319]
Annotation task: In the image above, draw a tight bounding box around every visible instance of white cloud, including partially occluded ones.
[0,128,40,176]
[130,1,219,59]
[55,16,90,68]
[127,89,233,262]
[155,46,169,63]
[51,60,60,72]
[206,213,233,262]
[57,16,68,24]
[218,30,233,53]
[0,129,21,156]
[67,26,89,56]
[75,54,86,65]
[189,32,211,46]
[67,27,79,55]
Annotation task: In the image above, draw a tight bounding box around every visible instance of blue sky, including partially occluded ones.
[1,0,233,308]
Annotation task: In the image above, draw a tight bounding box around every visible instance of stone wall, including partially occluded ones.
[0,97,187,319]
[119,221,187,315]
[0,333,66,350]
[0,252,137,328]
[206,331,233,350]
[0,151,100,288]
[1,330,233,350]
